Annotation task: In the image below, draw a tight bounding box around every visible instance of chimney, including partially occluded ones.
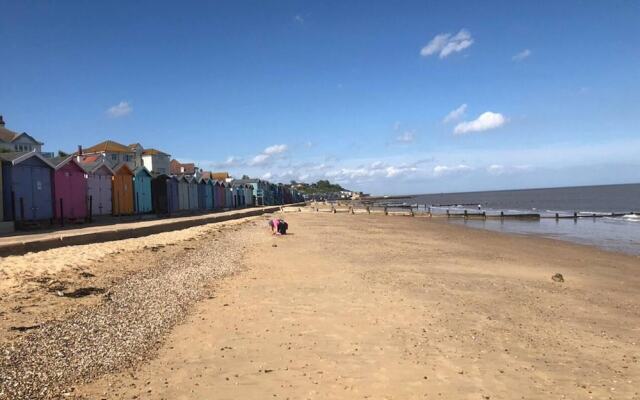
[78,145,83,156]
[0,115,5,127]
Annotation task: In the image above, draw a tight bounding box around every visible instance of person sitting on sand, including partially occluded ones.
[268,218,288,235]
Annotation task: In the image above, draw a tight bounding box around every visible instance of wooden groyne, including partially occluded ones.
[304,202,639,221]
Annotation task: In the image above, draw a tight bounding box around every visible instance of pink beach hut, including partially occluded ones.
[51,156,88,221]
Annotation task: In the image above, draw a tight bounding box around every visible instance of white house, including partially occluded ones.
[0,116,44,153]
[140,148,171,175]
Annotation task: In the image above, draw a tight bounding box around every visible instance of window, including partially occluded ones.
[111,154,117,161]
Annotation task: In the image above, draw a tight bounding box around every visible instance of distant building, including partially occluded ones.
[78,140,170,173]
[130,143,171,175]
[0,115,44,153]
[79,140,136,169]
[210,171,231,182]
[170,159,200,177]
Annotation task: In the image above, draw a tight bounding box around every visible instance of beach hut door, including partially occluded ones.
[31,166,52,220]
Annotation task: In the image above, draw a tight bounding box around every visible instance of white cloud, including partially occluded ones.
[264,144,288,155]
[294,15,304,24]
[454,112,507,135]
[443,104,467,123]
[248,144,288,166]
[433,164,473,177]
[106,101,132,118]
[396,130,416,143]
[487,164,506,175]
[421,29,474,59]
[512,49,531,62]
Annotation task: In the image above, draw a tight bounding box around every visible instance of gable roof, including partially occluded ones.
[78,158,115,175]
[210,172,230,181]
[142,148,170,156]
[50,155,84,171]
[0,151,54,167]
[83,140,133,154]
[113,162,134,175]
[133,165,152,177]
[0,125,43,145]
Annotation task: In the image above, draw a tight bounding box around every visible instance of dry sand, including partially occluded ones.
[0,218,253,345]
[66,212,640,400]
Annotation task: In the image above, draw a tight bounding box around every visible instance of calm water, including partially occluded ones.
[407,183,640,255]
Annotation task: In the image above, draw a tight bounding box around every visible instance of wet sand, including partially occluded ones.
[72,212,640,400]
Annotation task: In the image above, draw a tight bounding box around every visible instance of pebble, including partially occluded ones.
[0,227,251,399]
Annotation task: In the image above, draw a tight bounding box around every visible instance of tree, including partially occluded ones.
[241,174,250,179]
[57,150,69,157]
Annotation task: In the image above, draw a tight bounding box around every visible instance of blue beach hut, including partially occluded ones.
[133,166,153,214]
[187,176,199,210]
[1,152,55,222]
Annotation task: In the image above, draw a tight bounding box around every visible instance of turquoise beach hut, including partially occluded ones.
[133,166,152,214]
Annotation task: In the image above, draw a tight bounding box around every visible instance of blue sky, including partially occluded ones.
[1,0,639,195]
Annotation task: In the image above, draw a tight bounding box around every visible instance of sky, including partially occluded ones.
[1,0,639,195]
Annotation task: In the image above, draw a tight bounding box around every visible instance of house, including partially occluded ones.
[129,143,171,174]
[112,163,134,215]
[141,148,170,174]
[170,159,200,178]
[80,140,136,169]
[210,171,231,182]
[79,158,114,216]
[51,156,88,221]
[0,116,44,153]
[0,152,54,222]
[133,166,153,214]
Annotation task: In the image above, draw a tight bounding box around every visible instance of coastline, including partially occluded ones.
[2,212,639,399]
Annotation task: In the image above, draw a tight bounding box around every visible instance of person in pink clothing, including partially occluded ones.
[268,218,288,235]
[269,218,280,235]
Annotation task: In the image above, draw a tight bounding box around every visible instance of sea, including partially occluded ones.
[403,183,640,255]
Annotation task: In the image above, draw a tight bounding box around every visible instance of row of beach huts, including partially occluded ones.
[0,116,303,231]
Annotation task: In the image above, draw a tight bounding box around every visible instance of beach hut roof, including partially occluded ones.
[78,158,115,175]
[0,151,54,167]
[114,162,134,175]
[49,155,84,171]
[133,165,152,177]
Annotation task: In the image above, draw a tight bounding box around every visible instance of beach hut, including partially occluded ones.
[197,178,208,211]
[112,163,134,215]
[207,179,216,210]
[51,156,88,221]
[243,184,253,207]
[80,159,114,216]
[213,181,224,210]
[133,166,152,214]
[1,152,55,222]
[224,182,233,209]
[177,175,189,211]
[198,178,213,210]
[151,174,179,215]
[232,184,244,207]
[187,176,199,210]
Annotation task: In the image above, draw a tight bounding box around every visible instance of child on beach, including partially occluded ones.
[269,218,288,235]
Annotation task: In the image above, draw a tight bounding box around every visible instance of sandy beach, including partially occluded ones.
[2,211,639,399]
